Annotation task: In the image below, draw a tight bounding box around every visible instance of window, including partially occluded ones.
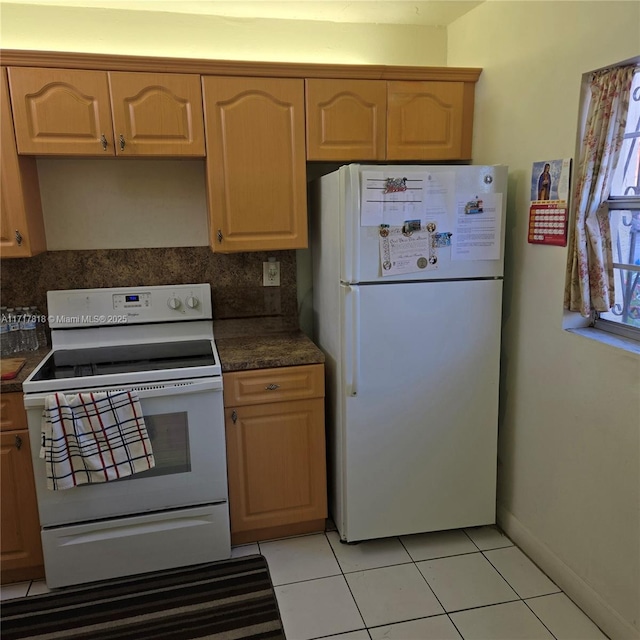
[594,68,640,340]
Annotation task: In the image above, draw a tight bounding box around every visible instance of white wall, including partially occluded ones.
[0,3,447,66]
[448,3,640,638]
[37,159,209,249]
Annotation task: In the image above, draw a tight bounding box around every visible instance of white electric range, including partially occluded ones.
[23,283,230,588]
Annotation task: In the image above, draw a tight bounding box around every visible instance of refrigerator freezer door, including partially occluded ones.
[343,164,508,283]
[337,278,502,542]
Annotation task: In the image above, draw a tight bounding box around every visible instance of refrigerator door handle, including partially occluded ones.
[351,166,361,284]
[344,165,361,284]
[344,284,360,396]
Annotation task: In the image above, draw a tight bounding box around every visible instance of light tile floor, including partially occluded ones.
[237,524,609,640]
[0,525,609,640]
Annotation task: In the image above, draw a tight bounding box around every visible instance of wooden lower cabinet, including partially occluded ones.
[223,364,327,544]
[0,393,44,583]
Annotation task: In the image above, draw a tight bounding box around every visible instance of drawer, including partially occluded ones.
[223,364,324,407]
[0,393,27,432]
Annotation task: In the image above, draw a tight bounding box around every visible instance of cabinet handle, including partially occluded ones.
[265,383,280,391]
[217,229,223,243]
[15,435,22,450]
[15,230,23,246]
[100,134,108,150]
[119,135,126,151]
[231,410,237,424]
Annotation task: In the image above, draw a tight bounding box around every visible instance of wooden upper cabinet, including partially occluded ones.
[8,68,205,157]
[306,78,475,162]
[387,81,473,161]
[8,67,114,156]
[0,68,46,258]
[305,79,386,161]
[108,72,205,156]
[202,76,307,253]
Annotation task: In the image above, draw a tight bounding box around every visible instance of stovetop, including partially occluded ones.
[30,340,217,382]
[23,284,222,394]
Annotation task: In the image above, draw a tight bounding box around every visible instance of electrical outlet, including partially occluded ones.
[263,260,280,286]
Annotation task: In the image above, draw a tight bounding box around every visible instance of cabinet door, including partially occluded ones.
[202,76,307,253]
[387,81,473,161]
[0,430,45,583]
[0,393,30,432]
[225,398,327,536]
[0,393,44,582]
[0,69,46,258]
[8,67,114,156]
[108,72,205,156]
[305,79,386,161]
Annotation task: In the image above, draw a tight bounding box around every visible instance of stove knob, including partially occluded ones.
[185,296,199,309]
[167,297,182,310]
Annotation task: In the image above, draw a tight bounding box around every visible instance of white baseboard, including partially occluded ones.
[497,505,639,640]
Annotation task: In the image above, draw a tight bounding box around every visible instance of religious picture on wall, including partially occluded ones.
[537,163,552,200]
[530,159,570,203]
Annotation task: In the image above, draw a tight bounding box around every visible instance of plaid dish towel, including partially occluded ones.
[41,390,155,491]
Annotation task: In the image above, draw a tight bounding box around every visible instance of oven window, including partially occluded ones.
[134,412,191,478]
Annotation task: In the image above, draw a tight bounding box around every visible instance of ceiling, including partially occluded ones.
[1,1,485,26]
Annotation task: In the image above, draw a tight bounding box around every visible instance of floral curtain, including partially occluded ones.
[564,65,636,317]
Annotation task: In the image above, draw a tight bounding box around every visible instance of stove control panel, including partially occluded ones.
[167,295,199,310]
[47,284,213,328]
[113,292,152,310]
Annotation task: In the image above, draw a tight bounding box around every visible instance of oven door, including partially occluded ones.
[24,378,227,527]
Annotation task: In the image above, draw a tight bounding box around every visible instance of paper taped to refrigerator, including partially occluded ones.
[361,172,429,226]
[452,193,503,261]
[424,171,455,220]
[379,225,437,276]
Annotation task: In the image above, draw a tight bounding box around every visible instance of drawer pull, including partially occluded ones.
[15,435,22,450]
[231,410,238,424]
[265,384,280,391]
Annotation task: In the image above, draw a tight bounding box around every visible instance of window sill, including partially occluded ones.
[566,327,640,355]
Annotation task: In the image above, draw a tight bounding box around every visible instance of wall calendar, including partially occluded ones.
[528,201,568,246]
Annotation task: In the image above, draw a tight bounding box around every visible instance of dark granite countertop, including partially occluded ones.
[0,323,325,390]
[1,348,50,394]
[215,331,325,373]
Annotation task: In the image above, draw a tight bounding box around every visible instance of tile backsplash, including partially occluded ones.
[0,247,299,330]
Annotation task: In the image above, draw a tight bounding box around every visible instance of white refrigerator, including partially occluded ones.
[310,163,508,542]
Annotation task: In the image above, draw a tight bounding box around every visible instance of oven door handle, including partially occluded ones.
[23,379,222,408]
